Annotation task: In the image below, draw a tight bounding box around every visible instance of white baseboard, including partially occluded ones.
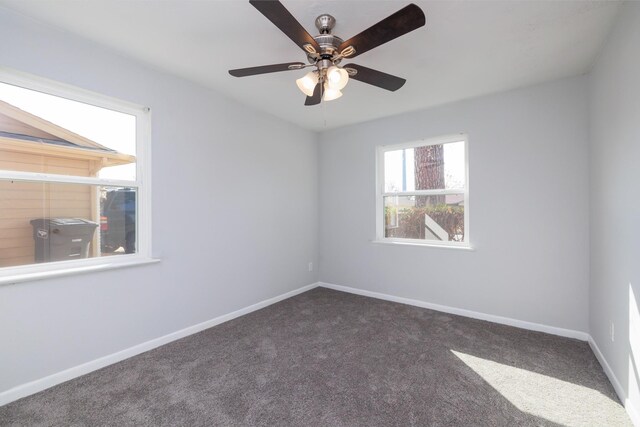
[4,280,638,426]
[589,337,640,426]
[319,282,589,341]
[320,282,640,425]
[588,337,626,411]
[0,282,320,407]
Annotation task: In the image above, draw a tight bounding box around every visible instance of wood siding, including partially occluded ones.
[0,103,134,267]
[0,151,95,267]
[0,149,91,176]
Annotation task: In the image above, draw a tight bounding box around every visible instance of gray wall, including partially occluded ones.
[2,2,636,414]
[319,76,590,332]
[589,1,640,417]
[0,8,318,393]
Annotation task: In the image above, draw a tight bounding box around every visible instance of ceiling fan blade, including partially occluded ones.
[249,0,321,54]
[339,4,425,58]
[229,62,305,77]
[343,64,406,91]
[304,83,322,106]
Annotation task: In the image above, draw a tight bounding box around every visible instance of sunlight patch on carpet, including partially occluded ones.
[451,350,630,426]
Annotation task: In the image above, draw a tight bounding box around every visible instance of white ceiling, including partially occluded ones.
[0,0,621,131]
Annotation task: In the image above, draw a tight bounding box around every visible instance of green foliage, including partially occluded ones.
[384,206,397,221]
[385,204,464,242]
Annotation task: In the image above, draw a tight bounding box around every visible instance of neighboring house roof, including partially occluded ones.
[0,99,135,167]
[0,130,109,150]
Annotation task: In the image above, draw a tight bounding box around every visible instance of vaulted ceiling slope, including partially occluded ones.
[0,0,621,131]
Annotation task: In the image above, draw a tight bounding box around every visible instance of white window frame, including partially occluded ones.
[0,67,154,284]
[375,133,470,248]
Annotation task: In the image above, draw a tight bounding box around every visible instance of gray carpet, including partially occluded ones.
[0,287,632,426]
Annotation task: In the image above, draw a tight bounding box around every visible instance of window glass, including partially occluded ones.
[0,69,148,275]
[0,82,136,181]
[384,195,465,242]
[384,141,465,193]
[379,137,468,246]
[0,181,137,268]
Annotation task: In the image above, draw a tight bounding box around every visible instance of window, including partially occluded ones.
[0,68,151,279]
[376,134,469,247]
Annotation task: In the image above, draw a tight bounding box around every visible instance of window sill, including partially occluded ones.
[0,257,161,286]
[371,240,475,251]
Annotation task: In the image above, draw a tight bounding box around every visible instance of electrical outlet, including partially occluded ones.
[308,262,313,272]
[610,321,615,342]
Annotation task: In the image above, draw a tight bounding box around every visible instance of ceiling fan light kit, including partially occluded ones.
[229,0,426,106]
[323,87,343,102]
[296,71,318,97]
[326,66,349,90]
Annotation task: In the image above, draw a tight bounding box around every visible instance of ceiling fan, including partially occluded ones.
[229,0,426,106]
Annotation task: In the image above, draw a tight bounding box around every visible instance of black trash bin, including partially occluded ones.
[30,218,98,263]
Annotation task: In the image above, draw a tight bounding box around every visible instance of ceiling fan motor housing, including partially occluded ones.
[307,14,345,64]
[309,34,344,63]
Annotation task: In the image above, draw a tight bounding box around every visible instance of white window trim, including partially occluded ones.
[0,67,155,284]
[375,133,470,248]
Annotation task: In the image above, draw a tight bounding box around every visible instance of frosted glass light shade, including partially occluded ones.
[326,66,349,90]
[296,71,318,96]
[323,87,343,101]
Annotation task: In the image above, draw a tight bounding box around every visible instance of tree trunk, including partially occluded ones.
[414,145,445,206]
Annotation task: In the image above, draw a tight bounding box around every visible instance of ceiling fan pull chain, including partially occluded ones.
[322,84,328,127]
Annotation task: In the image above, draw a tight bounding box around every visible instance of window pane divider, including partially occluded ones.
[382,189,465,197]
[0,169,138,187]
